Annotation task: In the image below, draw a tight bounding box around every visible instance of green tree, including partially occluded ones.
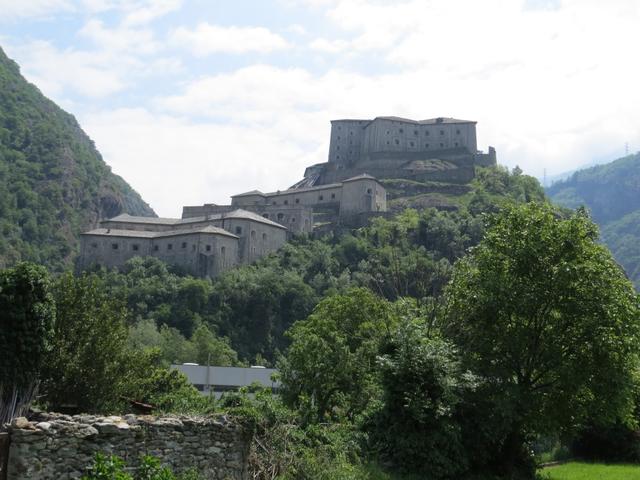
[41,272,133,412]
[443,203,640,476]
[279,288,396,423]
[0,262,54,423]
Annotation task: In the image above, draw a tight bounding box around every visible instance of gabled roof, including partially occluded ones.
[104,214,178,225]
[342,173,377,183]
[231,190,266,198]
[373,116,476,125]
[82,226,238,239]
[219,209,287,229]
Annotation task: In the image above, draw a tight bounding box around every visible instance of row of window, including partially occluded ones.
[384,128,462,136]
[98,242,228,254]
[382,140,460,148]
[271,193,337,206]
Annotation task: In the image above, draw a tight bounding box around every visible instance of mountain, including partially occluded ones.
[0,46,155,271]
[546,153,640,288]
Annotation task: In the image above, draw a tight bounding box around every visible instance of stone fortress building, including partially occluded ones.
[297,116,496,187]
[80,116,494,278]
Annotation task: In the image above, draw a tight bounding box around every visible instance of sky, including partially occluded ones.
[1,0,639,217]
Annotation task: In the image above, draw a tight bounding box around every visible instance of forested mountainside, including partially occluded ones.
[547,153,640,288]
[0,47,155,271]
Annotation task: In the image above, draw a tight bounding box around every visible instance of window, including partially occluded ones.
[454,142,459,147]
[456,129,461,135]
[167,243,173,250]
[262,213,269,218]
[338,126,341,130]
[410,141,414,147]
[349,140,352,145]
[386,130,390,135]
[181,242,186,249]
[425,143,430,148]
[350,130,353,135]
[331,193,336,199]
[277,213,285,221]
[262,233,267,240]
[206,245,211,252]
[336,155,340,160]
[111,243,119,250]
[394,139,399,145]
[426,130,430,136]
[414,130,419,135]
[337,136,341,140]
[366,188,372,194]
[386,141,390,145]
[336,146,340,150]
[251,230,256,239]
[440,130,445,135]
[272,201,277,205]
[291,217,296,223]
[284,200,289,205]
[235,226,242,235]
[91,242,98,249]
[440,143,444,148]
[319,195,324,201]
[295,198,300,204]
[399,128,403,134]
[132,244,139,251]
[221,246,226,254]
[153,245,159,252]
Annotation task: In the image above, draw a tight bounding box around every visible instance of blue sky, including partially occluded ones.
[1,0,639,216]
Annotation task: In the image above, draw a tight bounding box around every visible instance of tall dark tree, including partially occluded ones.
[0,262,54,423]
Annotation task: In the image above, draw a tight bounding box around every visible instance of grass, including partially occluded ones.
[539,462,640,480]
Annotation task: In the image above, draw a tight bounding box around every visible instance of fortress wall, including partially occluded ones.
[328,120,366,166]
[4,413,249,480]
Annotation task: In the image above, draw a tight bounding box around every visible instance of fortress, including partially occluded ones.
[79,116,495,278]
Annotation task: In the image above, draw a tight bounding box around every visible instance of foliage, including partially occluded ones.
[0,47,153,272]
[40,272,199,412]
[0,262,55,423]
[279,288,396,423]
[81,453,202,480]
[367,319,477,478]
[547,153,640,289]
[444,202,640,475]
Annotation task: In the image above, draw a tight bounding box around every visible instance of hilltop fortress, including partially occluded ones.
[79,116,495,277]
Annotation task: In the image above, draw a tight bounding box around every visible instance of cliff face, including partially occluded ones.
[0,46,155,271]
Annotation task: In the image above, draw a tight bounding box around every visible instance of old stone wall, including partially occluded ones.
[4,413,250,480]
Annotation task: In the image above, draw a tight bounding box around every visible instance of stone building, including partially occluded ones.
[78,209,287,278]
[296,116,496,187]
[183,174,387,235]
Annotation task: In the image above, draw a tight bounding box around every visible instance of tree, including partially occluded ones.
[0,262,54,423]
[279,288,396,423]
[443,203,640,475]
[41,272,133,412]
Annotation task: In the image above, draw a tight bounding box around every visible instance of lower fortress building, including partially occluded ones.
[80,116,495,278]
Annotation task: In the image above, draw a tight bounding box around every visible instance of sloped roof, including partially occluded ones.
[82,225,238,239]
[342,173,378,183]
[373,116,475,125]
[231,190,266,198]
[104,214,178,225]
[219,209,287,229]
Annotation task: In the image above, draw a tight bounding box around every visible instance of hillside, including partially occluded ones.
[547,153,640,288]
[0,47,155,271]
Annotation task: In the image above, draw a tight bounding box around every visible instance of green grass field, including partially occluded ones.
[540,462,640,480]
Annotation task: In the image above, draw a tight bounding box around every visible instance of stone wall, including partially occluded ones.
[3,413,250,480]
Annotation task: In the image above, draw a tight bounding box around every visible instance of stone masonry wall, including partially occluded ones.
[4,413,250,480]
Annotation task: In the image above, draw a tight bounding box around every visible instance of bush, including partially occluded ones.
[82,453,202,480]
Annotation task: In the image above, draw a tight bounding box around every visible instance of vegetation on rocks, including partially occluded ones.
[0,47,154,271]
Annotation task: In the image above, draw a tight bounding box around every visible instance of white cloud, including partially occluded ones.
[82,108,325,217]
[309,38,349,53]
[169,23,290,56]
[0,0,73,20]
[79,19,160,55]
[7,40,127,98]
